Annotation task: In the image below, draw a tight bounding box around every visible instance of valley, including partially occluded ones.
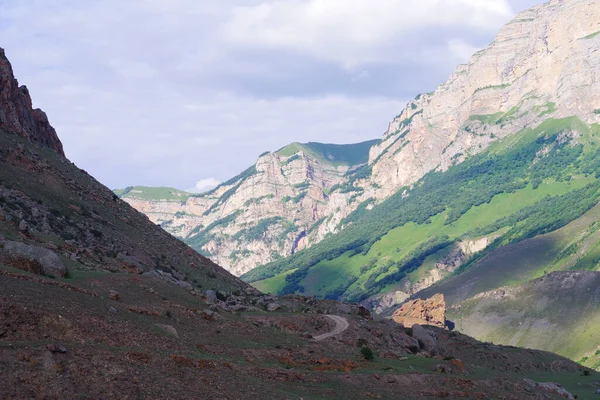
[2,0,600,398]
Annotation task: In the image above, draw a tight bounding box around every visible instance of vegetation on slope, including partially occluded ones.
[244,118,600,302]
[114,186,191,201]
[276,140,380,167]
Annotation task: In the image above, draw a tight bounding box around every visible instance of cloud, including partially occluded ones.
[223,0,514,67]
[0,0,531,191]
[187,178,221,193]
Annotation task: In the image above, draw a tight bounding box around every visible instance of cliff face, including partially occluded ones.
[0,48,64,156]
[119,141,378,276]
[122,0,600,278]
[365,0,600,198]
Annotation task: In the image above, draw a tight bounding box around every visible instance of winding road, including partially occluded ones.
[313,315,350,341]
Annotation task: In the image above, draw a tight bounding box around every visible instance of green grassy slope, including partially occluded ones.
[245,117,600,302]
[114,186,191,201]
[448,271,600,370]
[276,140,380,167]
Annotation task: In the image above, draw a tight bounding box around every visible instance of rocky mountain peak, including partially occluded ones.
[0,47,64,156]
[366,0,600,197]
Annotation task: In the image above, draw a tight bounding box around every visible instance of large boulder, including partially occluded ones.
[0,240,67,278]
[411,324,438,355]
[393,294,446,327]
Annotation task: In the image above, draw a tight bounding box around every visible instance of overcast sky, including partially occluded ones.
[0,0,541,191]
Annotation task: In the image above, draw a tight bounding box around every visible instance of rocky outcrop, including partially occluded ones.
[392,294,446,328]
[0,240,67,278]
[0,48,64,156]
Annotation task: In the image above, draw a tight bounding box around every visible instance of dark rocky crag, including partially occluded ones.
[0,47,64,156]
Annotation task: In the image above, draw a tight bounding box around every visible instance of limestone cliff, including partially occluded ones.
[0,48,64,156]
[364,0,600,198]
[118,141,378,276]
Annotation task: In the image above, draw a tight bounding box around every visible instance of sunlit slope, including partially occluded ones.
[246,118,600,303]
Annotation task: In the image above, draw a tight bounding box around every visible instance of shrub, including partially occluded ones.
[361,347,375,361]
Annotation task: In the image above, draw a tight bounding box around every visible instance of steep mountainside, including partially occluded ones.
[447,271,600,371]
[117,140,379,276]
[0,47,244,293]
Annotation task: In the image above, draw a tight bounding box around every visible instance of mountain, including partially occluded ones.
[239,0,600,366]
[3,47,594,399]
[122,0,600,283]
[247,0,600,297]
[117,140,379,276]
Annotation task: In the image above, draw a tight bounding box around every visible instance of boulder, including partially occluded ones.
[176,280,193,291]
[411,324,438,355]
[267,303,281,312]
[154,324,179,338]
[0,240,67,278]
[393,294,446,327]
[18,220,28,233]
[205,290,217,303]
[536,382,574,399]
[109,290,120,301]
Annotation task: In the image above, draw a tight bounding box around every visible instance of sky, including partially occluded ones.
[0,0,541,191]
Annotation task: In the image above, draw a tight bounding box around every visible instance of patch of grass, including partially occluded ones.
[580,31,600,40]
[276,139,380,167]
[114,186,190,201]
[474,83,511,93]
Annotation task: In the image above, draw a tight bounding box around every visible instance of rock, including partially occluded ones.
[201,309,215,321]
[393,294,446,327]
[596,389,600,395]
[301,331,313,339]
[0,48,65,156]
[434,364,452,374]
[31,208,40,218]
[176,280,193,291]
[46,344,67,353]
[267,303,281,312]
[109,290,120,301]
[0,240,67,278]
[536,382,574,399]
[109,307,117,314]
[411,324,438,355]
[206,290,217,303]
[18,219,28,233]
[154,324,179,338]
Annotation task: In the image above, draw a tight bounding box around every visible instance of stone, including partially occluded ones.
[176,280,193,291]
[0,240,67,278]
[267,303,281,312]
[536,382,574,399]
[201,309,215,320]
[411,324,438,355]
[46,344,67,353]
[18,219,28,233]
[154,324,179,338]
[205,290,217,303]
[31,208,40,218]
[109,290,120,301]
[109,307,117,314]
